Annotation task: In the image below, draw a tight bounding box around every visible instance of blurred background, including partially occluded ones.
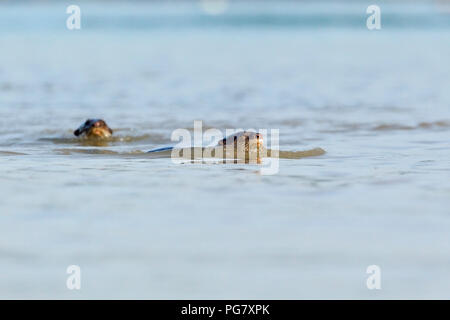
[0,0,450,299]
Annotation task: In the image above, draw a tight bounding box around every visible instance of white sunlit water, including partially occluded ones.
[0,0,450,299]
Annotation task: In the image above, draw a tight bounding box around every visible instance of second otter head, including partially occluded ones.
[74,119,113,139]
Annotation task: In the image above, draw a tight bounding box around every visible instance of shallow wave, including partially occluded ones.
[53,148,144,155]
[277,148,326,159]
[52,146,325,160]
[373,121,450,131]
[320,120,450,133]
[39,133,168,147]
[0,150,26,156]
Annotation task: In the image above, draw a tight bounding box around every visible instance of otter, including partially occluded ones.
[74,119,113,139]
[148,131,263,163]
[147,130,325,161]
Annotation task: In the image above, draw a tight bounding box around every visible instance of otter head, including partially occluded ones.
[74,119,113,139]
[218,131,263,153]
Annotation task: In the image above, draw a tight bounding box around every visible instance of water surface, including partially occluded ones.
[1,0,450,299]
